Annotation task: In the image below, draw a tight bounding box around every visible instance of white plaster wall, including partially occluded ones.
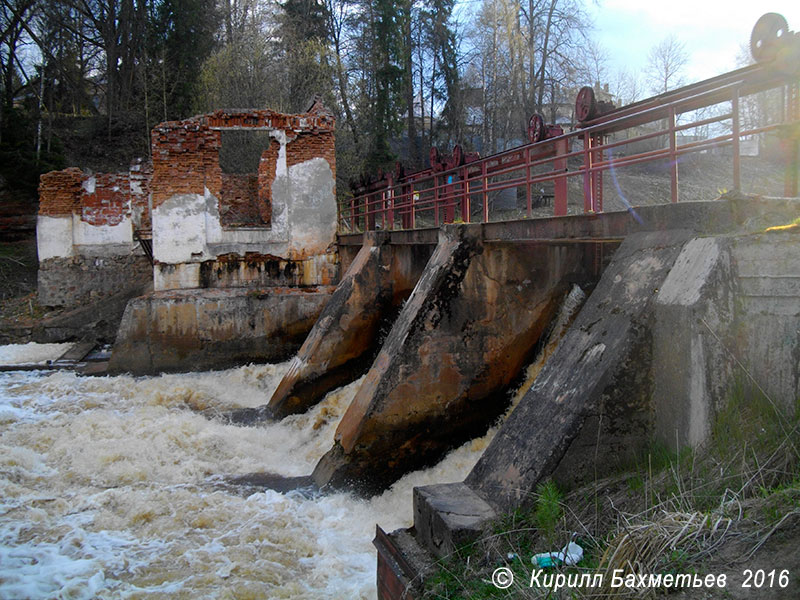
[153,193,211,264]
[154,263,202,291]
[37,215,74,260]
[72,214,132,246]
[286,157,337,257]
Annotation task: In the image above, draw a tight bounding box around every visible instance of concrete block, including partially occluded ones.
[413,482,496,559]
[108,286,335,375]
[653,236,735,450]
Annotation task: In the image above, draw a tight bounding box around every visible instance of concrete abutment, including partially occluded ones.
[107,287,335,375]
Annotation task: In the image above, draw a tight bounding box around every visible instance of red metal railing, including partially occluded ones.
[338,59,800,234]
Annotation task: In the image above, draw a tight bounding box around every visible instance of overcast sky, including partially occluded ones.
[589,1,800,84]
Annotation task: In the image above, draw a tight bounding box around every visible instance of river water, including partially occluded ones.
[0,356,498,599]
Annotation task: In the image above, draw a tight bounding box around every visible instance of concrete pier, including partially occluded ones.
[313,224,601,494]
[267,232,435,418]
[108,286,335,375]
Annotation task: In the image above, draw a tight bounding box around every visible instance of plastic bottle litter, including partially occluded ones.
[531,540,584,568]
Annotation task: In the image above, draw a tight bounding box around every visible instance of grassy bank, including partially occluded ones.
[423,382,800,598]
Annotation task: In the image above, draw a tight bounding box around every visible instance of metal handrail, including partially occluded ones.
[339,54,800,234]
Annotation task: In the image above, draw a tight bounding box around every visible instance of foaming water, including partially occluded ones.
[0,342,72,365]
[0,361,497,599]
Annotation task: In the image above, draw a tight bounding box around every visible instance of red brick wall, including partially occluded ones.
[151,120,222,209]
[39,168,132,227]
[286,131,336,181]
[80,173,130,226]
[38,168,83,216]
[220,173,265,226]
[258,139,280,225]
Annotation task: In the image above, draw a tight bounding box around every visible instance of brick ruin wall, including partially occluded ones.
[257,139,281,225]
[150,108,335,226]
[220,173,261,226]
[150,120,222,209]
[286,131,336,175]
[38,165,152,308]
[38,104,336,304]
[38,164,151,231]
[38,168,83,217]
[81,173,130,226]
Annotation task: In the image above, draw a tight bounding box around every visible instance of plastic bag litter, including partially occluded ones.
[531,540,583,568]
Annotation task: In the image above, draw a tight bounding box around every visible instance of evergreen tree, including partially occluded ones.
[279,0,334,113]
[152,0,218,119]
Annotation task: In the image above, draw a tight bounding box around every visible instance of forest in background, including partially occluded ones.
[1,0,694,203]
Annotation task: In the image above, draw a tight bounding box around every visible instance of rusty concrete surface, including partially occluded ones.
[266,233,435,419]
[312,224,598,494]
[107,286,335,375]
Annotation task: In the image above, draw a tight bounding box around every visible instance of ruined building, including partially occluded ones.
[36,101,339,369]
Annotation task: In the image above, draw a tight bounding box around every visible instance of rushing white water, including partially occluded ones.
[0,343,73,366]
[0,357,498,599]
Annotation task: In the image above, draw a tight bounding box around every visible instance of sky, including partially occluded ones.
[588,0,800,84]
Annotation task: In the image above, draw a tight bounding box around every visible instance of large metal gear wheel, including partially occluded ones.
[575,86,597,122]
[751,12,789,62]
[528,113,546,143]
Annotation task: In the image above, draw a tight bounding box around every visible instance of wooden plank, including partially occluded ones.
[55,342,96,363]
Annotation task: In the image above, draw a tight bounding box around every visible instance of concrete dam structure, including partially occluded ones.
[372,199,800,598]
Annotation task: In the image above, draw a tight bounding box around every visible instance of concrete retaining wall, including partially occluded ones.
[107,286,335,375]
[38,254,151,309]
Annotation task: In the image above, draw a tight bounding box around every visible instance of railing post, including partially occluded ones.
[669,107,679,203]
[554,138,568,216]
[434,175,440,227]
[591,133,604,212]
[386,175,394,230]
[732,87,741,192]
[525,147,532,218]
[582,132,593,213]
[444,172,455,223]
[481,162,489,222]
[367,192,375,231]
[410,184,416,229]
[460,167,470,223]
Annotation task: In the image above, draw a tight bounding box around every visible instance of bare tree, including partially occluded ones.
[645,34,689,94]
[610,67,642,107]
[465,0,590,153]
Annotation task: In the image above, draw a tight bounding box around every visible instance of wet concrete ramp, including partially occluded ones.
[466,229,693,511]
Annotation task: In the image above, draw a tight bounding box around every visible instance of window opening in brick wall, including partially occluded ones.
[218,130,274,228]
